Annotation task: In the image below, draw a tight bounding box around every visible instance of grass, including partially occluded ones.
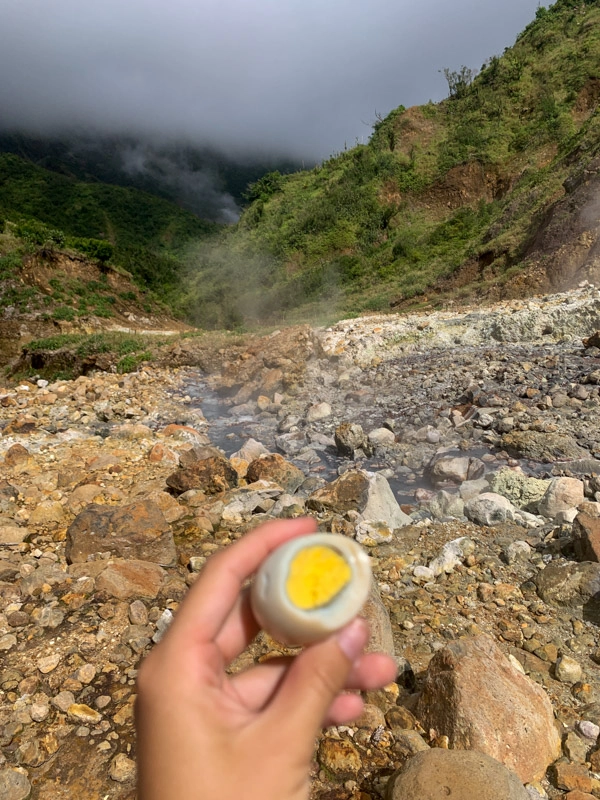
[177,0,600,324]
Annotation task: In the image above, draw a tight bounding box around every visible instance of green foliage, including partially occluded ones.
[244,171,284,202]
[442,66,478,99]
[69,237,114,264]
[51,305,76,321]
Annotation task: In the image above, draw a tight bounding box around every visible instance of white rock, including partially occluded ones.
[367,427,396,447]
[465,493,516,526]
[429,538,475,577]
[305,402,332,422]
[538,477,584,519]
[361,471,412,530]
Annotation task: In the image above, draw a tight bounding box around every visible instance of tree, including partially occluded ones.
[441,66,478,99]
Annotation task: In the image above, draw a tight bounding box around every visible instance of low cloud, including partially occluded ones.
[1,0,547,161]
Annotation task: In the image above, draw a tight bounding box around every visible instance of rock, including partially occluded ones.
[305,402,332,422]
[384,749,529,800]
[555,654,583,684]
[538,477,585,519]
[165,456,238,495]
[65,499,176,566]
[355,519,394,545]
[307,469,411,529]
[355,703,386,729]
[553,763,597,794]
[583,330,600,348]
[465,492,516,526]
[368,427,396,447]
[230,438,270,462]
[564,731,590,763]
[428,490,465,519]
[426,455,485,486]
[0,525,28,544]
[415,634,560,783]
[28,501,65,526]
[501,431,589,463]
[317,737,361,778]
[0,768,31,800]
[487,469,549,510]
[392,730,430,761]
[535,561,600,621]
[334,422,370,458]
[109,753,136,783]
[573,513,600,562]
[246,454,305,493]
[67,704,102,725]
[4,443,30,466]
[37,654,60,674]
[429,537,475,576]
[505,541,532,564]
[361,583,395,658]
[96,560,166,600]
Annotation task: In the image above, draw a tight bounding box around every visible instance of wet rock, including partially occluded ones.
[96,559,166,600]
[415,634,560,783]
[538,477,585,519]
[501,431,589,463]
[65,499,176,566]
[166,455,238,495]
[246,453,305,493]
[334,422,370,458]
[465,493,516,526]
[385,749,529,800]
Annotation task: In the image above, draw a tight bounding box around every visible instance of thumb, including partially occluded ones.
[267,618,369,738]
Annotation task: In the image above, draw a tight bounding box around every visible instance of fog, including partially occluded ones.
[1,0,547,161]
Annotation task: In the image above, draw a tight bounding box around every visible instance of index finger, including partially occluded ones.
[168,517,318,646]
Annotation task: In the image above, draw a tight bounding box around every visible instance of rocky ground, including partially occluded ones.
[4,286,600,798]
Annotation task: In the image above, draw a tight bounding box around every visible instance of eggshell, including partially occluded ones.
[250,533,372,645]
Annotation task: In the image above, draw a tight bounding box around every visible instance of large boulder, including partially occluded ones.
[573,513,600,562]
[307,469,411,529]
[65,499,176,566]
[415,634,560,783]
[385,749,529,800]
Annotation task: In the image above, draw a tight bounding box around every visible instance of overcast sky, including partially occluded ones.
[2,0,547,161]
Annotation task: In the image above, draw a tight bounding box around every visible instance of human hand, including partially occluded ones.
[135,517,397,800]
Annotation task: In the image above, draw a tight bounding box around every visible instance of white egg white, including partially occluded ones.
[250,533,372,645]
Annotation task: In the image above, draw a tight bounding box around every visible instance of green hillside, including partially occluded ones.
[0,153,217,295]
[182,0,600,326]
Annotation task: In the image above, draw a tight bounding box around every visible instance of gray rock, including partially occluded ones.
[334,422,369,458]
[428,490,465,520]
[368,427,396,447]
[361,582,395,659]
[555,654,583,684]
[426,455,485,486]
[305,402,332,422]
[385,749,529,800]
[501,431,589,463]
[0,768,31,800]
[465,492,516,526]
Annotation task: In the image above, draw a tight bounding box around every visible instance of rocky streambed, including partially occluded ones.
[4,286,600,798]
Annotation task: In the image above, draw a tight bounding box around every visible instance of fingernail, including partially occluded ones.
[336,618,367,661]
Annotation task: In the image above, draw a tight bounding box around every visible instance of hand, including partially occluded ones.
[135,517,397,800]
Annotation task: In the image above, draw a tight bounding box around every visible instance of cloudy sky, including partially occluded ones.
[2,0,547,161]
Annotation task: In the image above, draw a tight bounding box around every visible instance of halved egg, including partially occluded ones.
[250,533,372,645]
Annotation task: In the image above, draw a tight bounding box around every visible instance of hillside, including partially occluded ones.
[183,0,600,326]
[0,153,217,297]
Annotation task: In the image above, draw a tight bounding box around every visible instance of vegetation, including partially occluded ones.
[179,0,600,324]
[0,154,217,301]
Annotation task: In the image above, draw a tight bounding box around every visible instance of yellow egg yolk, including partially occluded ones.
[286,545,352,610]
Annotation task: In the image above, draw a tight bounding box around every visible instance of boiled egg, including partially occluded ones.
[250,533,372,645]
